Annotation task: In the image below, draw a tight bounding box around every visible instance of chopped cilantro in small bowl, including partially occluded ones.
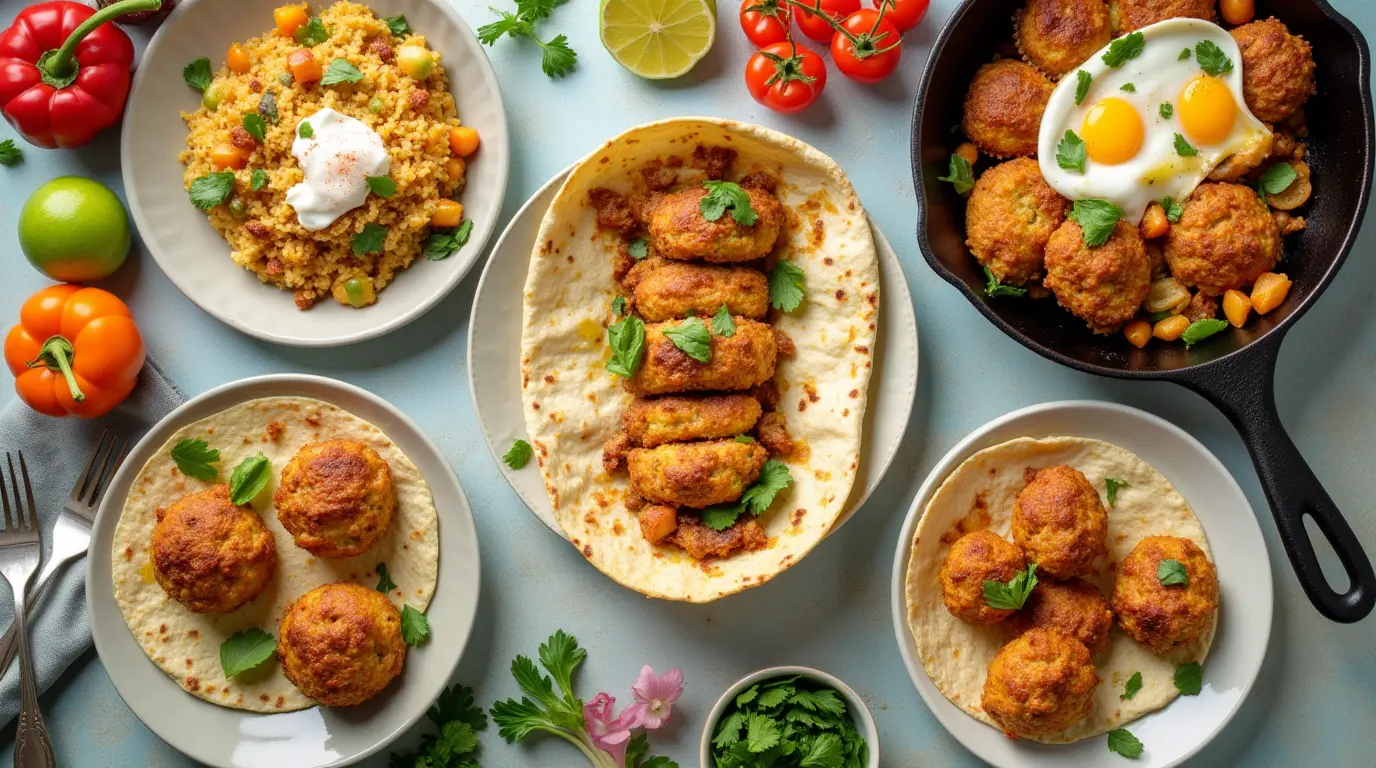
[700,665,879,768]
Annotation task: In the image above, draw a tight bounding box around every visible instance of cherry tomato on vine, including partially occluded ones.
[871,0,928,31]
[832,9,903,84]
[745,41,828,114]
[791,0,860,43]
[740,0,791,47]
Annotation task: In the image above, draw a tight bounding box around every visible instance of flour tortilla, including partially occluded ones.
[904,437,1216,742]
[520,118,880,602]
[112,397,439,712]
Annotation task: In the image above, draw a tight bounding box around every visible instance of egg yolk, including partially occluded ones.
[1081,98,1144,165]
[1178,76,1237,146]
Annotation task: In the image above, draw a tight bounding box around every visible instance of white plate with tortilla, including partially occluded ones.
[467,166,919,544]
[890,401,1271,768]
[87,374,481,768]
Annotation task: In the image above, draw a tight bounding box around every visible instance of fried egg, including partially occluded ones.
[1038,19,1270,224]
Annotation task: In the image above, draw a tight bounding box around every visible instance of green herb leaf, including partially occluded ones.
[250,169,268,191]
[713,711,747,748]
[628,237,649,260]
[321,58,364,86]
[1179,47,1192,61]
[626,733,650,767]
[801,733,844,767]
[606,315,646,378]
[365,175,396,198]
[983,563,1038,610]
[352,222,387,255]
[242,113,266,143]
[1075,69,1092,105]
[984,266,1027,298]
[258,90,279,123]
[1108,728,1144,759]
[1120,82,1137,93]
[734,435,756,444]
[1147,310,1175,322]
[711,305,737,337]
[1103,32,1145,67]
[189,171,236,210]
[298,121,314,139]
[401,604,430,646]
[537,34,578,78]
[385,14,410,36]
[1257,163,1298,196]
[701,504,743,531]
[1161,195,1183,222]
[183,57,212,91]
[295,16,331,47]
[741,460,792,515]
[700,180,759,225]
[375,563,397,593]
[612,296,628,316]
[424,219,474,260]
[1195,40,1233,76]
[1070,199,1124,247]
[1105,477,1131,507]
[219,628,276,677]
[171,439,220,481]
[1181,318,1228,346]
[641,757,678,768]
[1174,661,1202,695]
[938,153,975,194]
[1174,133,1199,157]
[1160,102,1174,120]
[769,261,806,312]
[503,439,533,469]
[665,317,712,363]
[1158,558,1189,586]
[1121,671,1143,701]
[228,453,271,505]
[746,713,782,753]
[1057,130,1087,173]
[0,139,24,167]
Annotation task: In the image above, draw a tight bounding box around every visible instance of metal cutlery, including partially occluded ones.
[1,452,55,768]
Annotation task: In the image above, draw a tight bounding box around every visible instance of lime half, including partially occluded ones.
[600,0,717,80]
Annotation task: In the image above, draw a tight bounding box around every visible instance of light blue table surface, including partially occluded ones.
[3,0,1376,765]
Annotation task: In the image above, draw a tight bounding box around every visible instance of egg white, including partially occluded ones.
[1037,18,1270,224]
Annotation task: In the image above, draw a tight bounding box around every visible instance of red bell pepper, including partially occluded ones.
[0,0,162,149]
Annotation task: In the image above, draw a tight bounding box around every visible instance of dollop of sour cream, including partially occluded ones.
[286,108,390,232]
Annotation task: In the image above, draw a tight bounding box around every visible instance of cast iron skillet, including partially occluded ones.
[912,0,1375,622]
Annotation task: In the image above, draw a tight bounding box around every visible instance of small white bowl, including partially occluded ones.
[699,666,880,768]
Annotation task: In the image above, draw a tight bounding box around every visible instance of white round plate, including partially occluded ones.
[87,374,481,768]
[890,401,1272,768]
[122,0,509,347]
[467,169,920,538]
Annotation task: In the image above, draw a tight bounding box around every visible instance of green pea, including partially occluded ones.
[227,197,248,219]
[343,278,373,307]
[368,96,385,114]
[277,72,294,86]
[201,81,226,111]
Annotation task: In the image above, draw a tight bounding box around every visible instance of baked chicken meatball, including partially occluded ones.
[1164,183,1281,295]
[627,439,768,508]
[1006,578,1114,654]
[1015,0,1112,78]
[1112,535,1219,654]
[643,186,784,262]
[940,530,1027,626]
[151,485,276,614]
[1043,219,1151,334]
[623,394,762,447]
[669,513,768,560]
[962,60,1053,158]
[1232,18,1317,123]
[274,439,396,559]
[965,158,1068,285]
[1012,465,1109,578]
[278,583,406,707]
[624,319,778,396]
[981,628,1099,738]
[1114,0,1213,33]
[631,262,770,322]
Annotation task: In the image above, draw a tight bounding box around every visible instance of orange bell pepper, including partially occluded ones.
[4,284,145,418]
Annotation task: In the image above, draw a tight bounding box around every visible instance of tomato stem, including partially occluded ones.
[40,0,163,87]
[779,0,899,58]
[28,336,85,403]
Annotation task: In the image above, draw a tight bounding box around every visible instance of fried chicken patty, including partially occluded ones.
[939,530,1027,626]
[631,261,770,322]
[1112,535,1219,654]
[1232,18,1316,123]
[981,628,1098,738]
[1164,182,1281,295]
[965,158,1068,285]
[278,582,406,707]
[643,186,784,262]
[962,60,1053,158]
[669,513,768,560]
[624,318,778,396]
[151,485,277,614]
[1114,0,1213,33]
[1006,578,1114,654]
[1012,465,1109,578]
[627,439,768,508]
[622,394,762,447]
[1016,0,1112,77]
[274,439,396,559]
[1043,219,1151,334]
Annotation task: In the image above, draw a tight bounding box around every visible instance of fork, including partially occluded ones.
[0,432,126,679]
[1,452,55,768]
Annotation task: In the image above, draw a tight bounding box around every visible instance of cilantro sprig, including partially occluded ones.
[1121,671,1143,701]
[983,266,1026,298]
[1158,558,1189,586]
[702,460,793,531]
[1105,477,1130,507]
[1195,40,1233,76]
[711,305,737,337]
[710,675,870,768]
[768,261,806,312]
[1102,32,1145,68]
[388,684,487,768]
[375,563,397,593]
[477,0,578,78]
[0,139,21,167]
[938,153,974,194]
[182,57,212,91]
[983,563,1038,610]
[171,438,220,481]
[1056,130,1086,173]
[189,171,236,210]
[402,604,430,645]
[504,438,533,469]
[1069,199,1124,247]
[1074,69,1092,105]
[700,180,758,225]
[426,219,474,260]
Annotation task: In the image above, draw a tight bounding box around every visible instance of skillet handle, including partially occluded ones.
[1179,341,1375,622]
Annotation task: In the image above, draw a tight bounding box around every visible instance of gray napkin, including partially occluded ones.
[0,356,184,726]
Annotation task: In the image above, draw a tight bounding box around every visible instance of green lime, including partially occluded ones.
[600,0,716,80]
[18,176,131,283]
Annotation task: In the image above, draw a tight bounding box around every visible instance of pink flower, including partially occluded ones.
[624,665,685,730]
[584,692,636,764]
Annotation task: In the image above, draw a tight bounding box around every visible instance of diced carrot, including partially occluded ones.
[1153,315,1190,341]
[431,199,464,228]
[274,5,309,38]
[210,142,250,170]
[288,49,322,83]
[444,157,465,188]
[1223,289,1252,327]
[638,505,678,544]
[449,126,480,157]
[1124,319,1152,348]
[227,43,252,74]
[1139,204,1169,239]
[955,142,979,167]
[1251,272,1291,314]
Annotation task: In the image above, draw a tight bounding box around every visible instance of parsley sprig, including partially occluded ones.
[477,0,578,78]
[171,438,220,481]
[983,563,1038,610]
[702,460,793,531]
[700,180,758,225]
[710,675,870,768]
[388,684,487,768]
[983,266,1026,298]
[0,139,21,167]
